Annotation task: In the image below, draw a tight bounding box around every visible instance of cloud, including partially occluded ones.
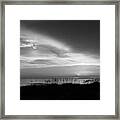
[21,52,99,69]
[20,32,71,58]
[20,32,99,69]
[20,32,70,51]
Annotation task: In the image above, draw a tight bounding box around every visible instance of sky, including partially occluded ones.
[20,20,100,78]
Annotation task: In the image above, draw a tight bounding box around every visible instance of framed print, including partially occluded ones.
[0,0,119,119]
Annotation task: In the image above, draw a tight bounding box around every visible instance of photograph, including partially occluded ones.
[20,20,100,100]
[2,1,118,118]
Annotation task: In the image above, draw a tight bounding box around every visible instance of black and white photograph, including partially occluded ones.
[20,20,100,100]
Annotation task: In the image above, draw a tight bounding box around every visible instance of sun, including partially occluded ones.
[75,72,81,76]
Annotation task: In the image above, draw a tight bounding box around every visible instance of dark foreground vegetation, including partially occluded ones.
[20,82,100,100]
